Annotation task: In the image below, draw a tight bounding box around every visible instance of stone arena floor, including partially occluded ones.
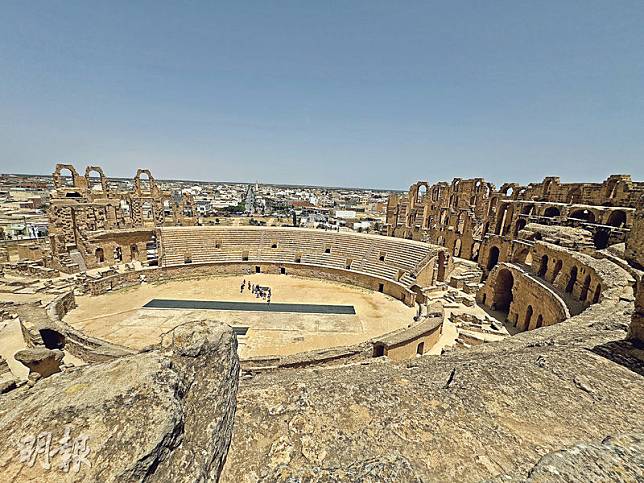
[63,274,418,358]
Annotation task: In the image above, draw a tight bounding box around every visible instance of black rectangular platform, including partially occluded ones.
[143,299,356,315]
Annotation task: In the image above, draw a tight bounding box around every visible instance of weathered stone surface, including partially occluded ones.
[221,304,644,482]
[0,320,239,482]
[0,379,17,394]
[14,347,64,379]
[494,433,643,482]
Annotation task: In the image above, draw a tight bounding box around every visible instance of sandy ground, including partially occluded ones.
[64,274,418,358]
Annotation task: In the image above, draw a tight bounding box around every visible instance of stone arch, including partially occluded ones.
[592,284,602,303]
[495,203,509,234]
[84,165,108,192]
[535,314,544,328]
[134,169,157,195]
[456,212,466,234]
[514,218,527,236]
[537,254,549,277]
[53,164,80,188]
[523,305,534,331]
[415,182,429,204]
[580,274,591,301]
[95,247,105,263]
[543,206,560,218]
[453,238,462,257]
[521,204,535,215]
[437,251,446,282]
[569,208,595,223]
[130,244,139,261]
[493,268,514,315]
[565,266,578,294]
[488,197,498,217]
[471,242,481,261]
[114,246,123,262]
[551,259,563,283]
[487,246,500,270]
[607,210,627,228]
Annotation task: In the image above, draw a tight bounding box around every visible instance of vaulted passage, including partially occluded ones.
[493,269,514,316]
[487,246,500,270]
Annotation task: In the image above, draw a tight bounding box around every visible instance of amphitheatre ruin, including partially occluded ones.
[0,163,642,481]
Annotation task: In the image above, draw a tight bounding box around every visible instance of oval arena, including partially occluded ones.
[61,226,450,360]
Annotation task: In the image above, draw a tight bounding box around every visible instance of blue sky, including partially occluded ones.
[1,1,643,189]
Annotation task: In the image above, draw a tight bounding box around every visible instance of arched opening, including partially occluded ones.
[95,247,105,263]
[142,201,154,222]
[535,314,544,328]
[580,274,591,301]
[59,167,75,187]
[437,251,446,282]
[569,209,595,223]
[417,184,427,203]
[488,198,497,217]
[543,206,560,218]
[138,171,152,192]
[453,238,462,257]
[592,284,602,303]
[456,213,465,234]
[86,168,105,192]
[130,244,139,261]
[524,305,533,331]
[39,329,65,349]
[537,254,548,277]
[551,259,563,283]
[471,242,480,262]
[487,246,500,270]
[521,204,534,216]
[514,218,527,236]
[493,269,514,316]
[373,344,385,357]
[607,210,627,228]
[495,204,509,234]
[593,229,610,249]
[565,266,578,293]
[416,342,425,355]
[114,246,123,263]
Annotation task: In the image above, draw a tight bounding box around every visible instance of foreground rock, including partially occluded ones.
[14,347,64,379]
[497,433,643,482]
[0,320,239,482]
[222,303,644,482]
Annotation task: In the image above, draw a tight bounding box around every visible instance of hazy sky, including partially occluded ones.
[1,1,643,189]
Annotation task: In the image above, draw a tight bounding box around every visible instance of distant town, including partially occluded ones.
[0,172,396,242]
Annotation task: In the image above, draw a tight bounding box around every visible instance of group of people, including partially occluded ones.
[240,279,272,304]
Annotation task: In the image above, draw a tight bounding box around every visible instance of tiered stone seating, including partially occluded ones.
[158,226,439,288]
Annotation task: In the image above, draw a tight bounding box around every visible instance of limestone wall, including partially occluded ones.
[477,262,570,330]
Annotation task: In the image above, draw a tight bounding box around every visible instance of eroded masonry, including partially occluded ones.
[0,164,642,481]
